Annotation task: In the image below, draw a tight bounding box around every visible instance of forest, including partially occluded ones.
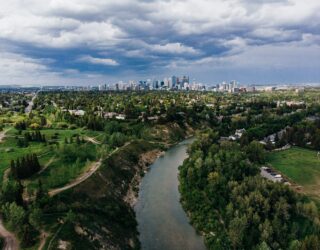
[179,130,320,249]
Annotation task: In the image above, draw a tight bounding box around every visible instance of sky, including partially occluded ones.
[0,0,319,86]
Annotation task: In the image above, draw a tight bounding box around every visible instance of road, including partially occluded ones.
[0,218,19,250]
[25,93,38,113]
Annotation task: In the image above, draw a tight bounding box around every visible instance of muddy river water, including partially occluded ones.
[135,138,206,250]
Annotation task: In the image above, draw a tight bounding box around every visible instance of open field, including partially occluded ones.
[0,126,104,183]
[267,147,320,199]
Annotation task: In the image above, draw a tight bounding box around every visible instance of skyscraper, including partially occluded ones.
[171,76,177,89]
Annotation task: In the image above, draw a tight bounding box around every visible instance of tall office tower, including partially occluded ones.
[171,76,177,88]
[163,77,170,88]
[152,79,157,90]
[228,83,233,92]
[221,81,227,91]
[182,75,189,84]
[230,80,237,89]
[168,78,173,89]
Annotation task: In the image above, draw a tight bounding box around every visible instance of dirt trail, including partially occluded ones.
[3,168,10,183]
[37,231,48,250]
[0,132,5,143]
[0,217,19,250]
[84,136,102,145]
[48,159,102,197]
[0,128,11,143]
[47,141,131,197]
[38,156,55,175]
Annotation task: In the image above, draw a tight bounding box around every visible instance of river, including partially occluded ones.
[134,138,206,250]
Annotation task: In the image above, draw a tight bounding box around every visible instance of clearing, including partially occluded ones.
[267,147,320,199]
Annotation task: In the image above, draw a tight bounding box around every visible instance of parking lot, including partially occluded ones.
[260,166,290,185]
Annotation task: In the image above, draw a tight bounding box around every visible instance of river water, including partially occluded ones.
[135,138,206,250]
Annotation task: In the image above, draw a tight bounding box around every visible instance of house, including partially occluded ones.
[228,136,237,141]
[228,128,246,141]
[235,129,246,139]
[115,114,126,120]
[147,116,159,121]
[104,112,117,119]
[69,110,85,116]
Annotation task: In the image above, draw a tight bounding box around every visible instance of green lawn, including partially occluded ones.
[267,147,320,198]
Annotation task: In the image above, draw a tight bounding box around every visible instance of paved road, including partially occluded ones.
[0,218,19,250]
[25,93,37,113]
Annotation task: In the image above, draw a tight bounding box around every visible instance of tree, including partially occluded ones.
[311,130,320,150]
[257,242,271,250]
[29,207,42,229]
[301,235,320,250]
[240,132,249,147]
[1,202,26,229]
[246,141,266,164]
[228,215,247,249]
[12,154,41,179]
[109,132,127,147]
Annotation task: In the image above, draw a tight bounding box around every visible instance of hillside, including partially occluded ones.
[40,140,164,249]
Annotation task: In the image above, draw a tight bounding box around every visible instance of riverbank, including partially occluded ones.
[38,139,165,249]
[124,149,164,207]
[125,132,195,208]
[134,137,206,250]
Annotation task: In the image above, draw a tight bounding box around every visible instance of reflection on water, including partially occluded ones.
[135,138,206,250]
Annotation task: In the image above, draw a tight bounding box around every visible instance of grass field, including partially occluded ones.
[267,147,320,198]
[0,126,104,183]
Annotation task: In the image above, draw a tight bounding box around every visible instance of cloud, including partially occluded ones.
[78,55,119,66]
[0,0,319,84]
[0,52,50,76]
[149,43,200,55]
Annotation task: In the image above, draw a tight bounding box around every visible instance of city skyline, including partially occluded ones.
[0,0,319,85]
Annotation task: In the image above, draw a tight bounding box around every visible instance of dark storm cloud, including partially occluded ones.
[0,0,319,84]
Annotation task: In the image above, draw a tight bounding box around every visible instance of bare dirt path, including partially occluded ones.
[84,136,102,145]
[0,132,6,143]
[37,231,48,250]
[0,217,19,250]
[48,159,102,197]
[38,156,55,175]
[47,141,131,197]
[3,168,10,183]
[0,128,11,143]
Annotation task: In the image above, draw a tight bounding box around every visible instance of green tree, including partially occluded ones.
[29,207,42,229]
[246,141,266,164]
[1,202,26,229]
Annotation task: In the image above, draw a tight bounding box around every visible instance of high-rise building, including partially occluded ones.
[171,76,177,89]
[182,76,189,84]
